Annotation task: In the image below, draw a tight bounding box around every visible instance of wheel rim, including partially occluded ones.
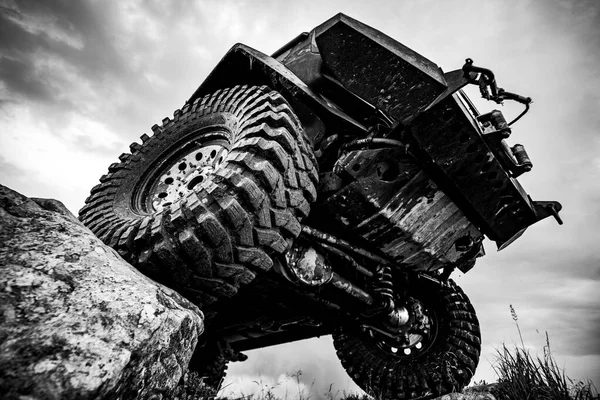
[369,297,437,358]
[135,132,230,212]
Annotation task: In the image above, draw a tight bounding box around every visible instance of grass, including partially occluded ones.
[214,370,369,400]
[491,305,598,400]
[208,346,597,400]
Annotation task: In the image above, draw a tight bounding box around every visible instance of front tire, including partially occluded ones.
[79,85,318,310]
[333,279,481,399]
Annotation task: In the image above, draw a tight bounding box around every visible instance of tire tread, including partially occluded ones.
[78,85,317,310]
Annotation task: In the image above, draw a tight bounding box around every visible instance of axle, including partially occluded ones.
[282,239,410,331]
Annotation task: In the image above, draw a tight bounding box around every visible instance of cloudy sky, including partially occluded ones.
[1,0,599,396]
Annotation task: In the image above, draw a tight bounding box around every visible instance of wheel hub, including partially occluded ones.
[146,141,229,211]
[370,297,434,357]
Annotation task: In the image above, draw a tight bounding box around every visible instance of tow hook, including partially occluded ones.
[463,58,532,126]
[533,201,563,225]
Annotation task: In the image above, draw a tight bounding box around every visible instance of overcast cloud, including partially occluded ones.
[1,0,599,396]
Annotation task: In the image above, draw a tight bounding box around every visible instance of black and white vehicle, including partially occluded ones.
[80,14,562,399]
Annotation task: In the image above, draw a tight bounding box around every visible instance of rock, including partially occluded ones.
[434,394,496,400]
[0,184,205,400]
[432,383,498,400]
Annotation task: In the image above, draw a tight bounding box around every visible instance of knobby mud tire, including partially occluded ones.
[79,85,318,310]
[188,338,237,393]
[333,279,481,400]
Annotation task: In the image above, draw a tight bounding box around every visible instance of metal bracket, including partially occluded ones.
[477,110,511,140]
[533,201,563,225]
[477,109,533,178]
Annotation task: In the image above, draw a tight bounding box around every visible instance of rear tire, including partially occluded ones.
[189,339,230,392]
[333,279,481,399]
[79,85,318,310]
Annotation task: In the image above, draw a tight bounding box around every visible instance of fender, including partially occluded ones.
[186,43,367,144]
[186,13,460,141]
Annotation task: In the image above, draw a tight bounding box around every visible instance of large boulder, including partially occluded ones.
[0,184,204,399]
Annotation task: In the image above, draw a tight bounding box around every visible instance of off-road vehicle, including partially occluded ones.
[79,13,562,399]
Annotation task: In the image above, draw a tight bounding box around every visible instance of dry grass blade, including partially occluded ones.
[493,338,597,399]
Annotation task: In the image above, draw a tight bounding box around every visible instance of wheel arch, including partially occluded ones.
[187,44,367,146]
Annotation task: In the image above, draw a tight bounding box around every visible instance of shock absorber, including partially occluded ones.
[372,265,395,312]
[365,265,409,330]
